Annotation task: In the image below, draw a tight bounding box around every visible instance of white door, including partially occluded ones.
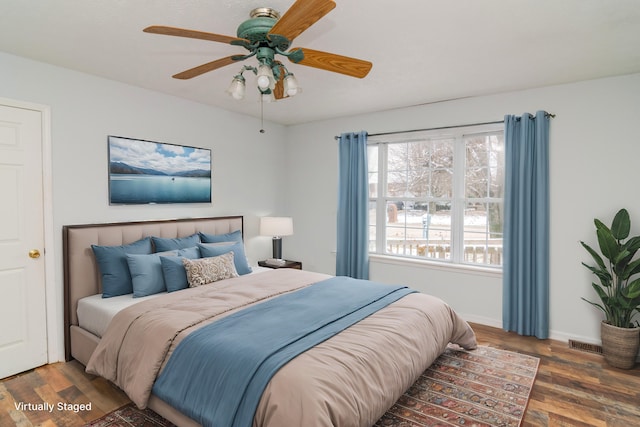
[0,103,47,379]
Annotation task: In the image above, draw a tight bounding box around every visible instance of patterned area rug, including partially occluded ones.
[375,345,539,427]
[85,345,538,427]
[84,404,175,427]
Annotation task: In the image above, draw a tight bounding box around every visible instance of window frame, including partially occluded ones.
[367,123,504,270]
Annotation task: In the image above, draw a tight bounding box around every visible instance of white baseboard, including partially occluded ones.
[461,315,640,362]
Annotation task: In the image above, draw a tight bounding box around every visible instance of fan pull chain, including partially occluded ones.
[259,96,265,133]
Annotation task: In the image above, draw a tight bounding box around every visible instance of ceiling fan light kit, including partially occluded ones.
[143,0,372,103]
[225,74,246,100]
[283,72,300,96]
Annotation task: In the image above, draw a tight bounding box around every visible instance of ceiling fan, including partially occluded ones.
[143,0,372,101]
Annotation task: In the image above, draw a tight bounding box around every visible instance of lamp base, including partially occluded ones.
[272,237,283,260]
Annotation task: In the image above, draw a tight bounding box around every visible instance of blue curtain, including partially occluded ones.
[503,111,550,339]
[336,131,369,279]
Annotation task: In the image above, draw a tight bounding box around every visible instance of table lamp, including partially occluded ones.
[260,216,293,260]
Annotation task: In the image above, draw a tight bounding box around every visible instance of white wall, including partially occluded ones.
[0,51,288,361]
[285,73,640,346]
[3,47,640,359]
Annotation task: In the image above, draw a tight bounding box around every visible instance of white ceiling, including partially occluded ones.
[2,0,640,125]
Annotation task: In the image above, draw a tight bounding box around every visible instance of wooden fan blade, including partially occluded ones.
[144,26,249,45]
[273,65,286,100]
[172,56,239,79]
[290,48,372,78]
[268,0,336,42]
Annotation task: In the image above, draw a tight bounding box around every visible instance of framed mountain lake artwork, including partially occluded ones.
[108,135,212,205]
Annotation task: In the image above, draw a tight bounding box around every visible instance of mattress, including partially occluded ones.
[77,266,272,338]
[77,292,164,338]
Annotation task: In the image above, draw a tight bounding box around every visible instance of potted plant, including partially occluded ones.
[581,208,640,369]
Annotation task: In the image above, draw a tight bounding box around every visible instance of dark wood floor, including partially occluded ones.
[472,323,640,426]
[1,323,639,426]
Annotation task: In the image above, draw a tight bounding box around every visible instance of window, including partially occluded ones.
[367,124,504,267]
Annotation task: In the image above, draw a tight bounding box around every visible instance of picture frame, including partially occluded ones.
[108,135,212,205]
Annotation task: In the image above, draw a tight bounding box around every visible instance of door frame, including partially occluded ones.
[0,97,57,363]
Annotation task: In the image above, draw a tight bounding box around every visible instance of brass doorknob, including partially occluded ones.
[29,249,41,259]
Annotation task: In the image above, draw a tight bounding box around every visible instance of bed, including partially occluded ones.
[63,216,477,427]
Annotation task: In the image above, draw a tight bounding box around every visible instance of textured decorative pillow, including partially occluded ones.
[198,241,252,275]
[199,229,243,244]
[91,237,153,298]
[183,252,239,287]
[152,234,201,251]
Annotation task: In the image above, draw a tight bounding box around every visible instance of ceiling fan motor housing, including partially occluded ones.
[237,8,290,51]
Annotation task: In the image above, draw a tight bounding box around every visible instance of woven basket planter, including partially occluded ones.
[601,321,640,369]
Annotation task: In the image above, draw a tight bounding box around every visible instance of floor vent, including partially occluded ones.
[568,339,603,355]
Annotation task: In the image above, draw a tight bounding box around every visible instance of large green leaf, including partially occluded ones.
[611,208,631,240]
[624,277,640,299]
[622,236,640,255]
[614,249,632,276]
[622,258,640,280]
[581,262,611,286]
[581,296,608,316]
[580,241,607,271]
[614,249,631,265]
[591,282,610,303]
[594,218,609,233]
[597,227,619,261]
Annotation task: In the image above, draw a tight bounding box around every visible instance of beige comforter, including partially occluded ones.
[86,269,477,427]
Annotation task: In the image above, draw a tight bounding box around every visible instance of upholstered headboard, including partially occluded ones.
[62,216,243,360]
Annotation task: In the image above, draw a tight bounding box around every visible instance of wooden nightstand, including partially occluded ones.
[258,260,302,270]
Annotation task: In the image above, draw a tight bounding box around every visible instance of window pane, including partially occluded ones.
[387,143,407,169]
[431,139,453,197]
[385,205,441,258]
[431,168,453,197]
[406,141,430,197]
[463,202,503,266]
[369,201,376,252]
[367,146,378,173]
[368,172,378,197]
[368,145,378,198]
[421,204,452,260]
[466,167,488,198]
[466,136,489,167]
[386,172,408,197]
[466,134,504,199]
[386,139,455,198]
[489,167,504,198]
[465,136,488,199]
[431,139,454,169]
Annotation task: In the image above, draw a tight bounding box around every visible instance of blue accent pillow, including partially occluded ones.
[91,237,153,298]
[126,251,177,297]
[199,230,243,244]
[177,246,200,259]
[160,248,201,293]
[198,242,252,275]
[152,234,201,251]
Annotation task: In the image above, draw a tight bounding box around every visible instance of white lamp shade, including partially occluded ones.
[260,217,293,237]
[226,77,246,100]
[283,73,299,96]
[256,64,275,90]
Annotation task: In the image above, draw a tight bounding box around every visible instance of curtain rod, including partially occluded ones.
[333,112,555,140]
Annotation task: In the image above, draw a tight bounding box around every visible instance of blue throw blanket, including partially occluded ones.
[151,276,415,427]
